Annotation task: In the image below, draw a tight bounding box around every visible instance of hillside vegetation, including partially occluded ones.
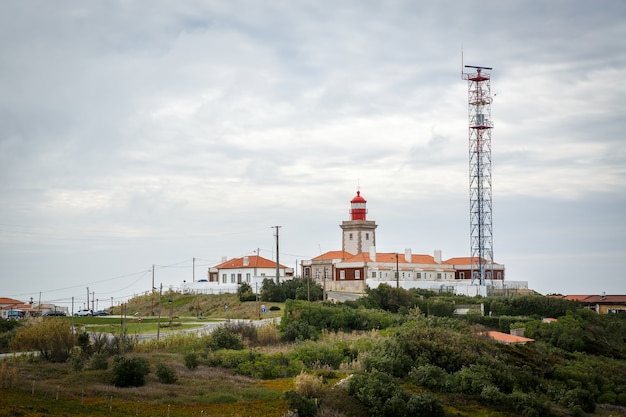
[2,282,626,417]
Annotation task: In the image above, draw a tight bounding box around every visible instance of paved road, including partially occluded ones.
[103,317,281,341]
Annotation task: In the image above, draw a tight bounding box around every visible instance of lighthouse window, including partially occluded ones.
[349,233,353,240]
[365,233,369,240]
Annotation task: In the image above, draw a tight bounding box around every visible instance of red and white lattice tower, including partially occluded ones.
[463,65,494,286]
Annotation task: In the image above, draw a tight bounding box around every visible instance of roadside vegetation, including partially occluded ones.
[1,281,626,416]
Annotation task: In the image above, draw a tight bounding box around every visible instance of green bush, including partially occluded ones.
[90,352,109,370]
[348,370,445,417]
[363,338,413,377]
[76,332,92,358]
[208,326,244,350]
[410,364,450,391]
[291,341,348,369]
[224,321,258,344]
[284,390,318,417]
[111,356,150,387]
[156,362,177,384]
[184,352,199,370]
[282,321,316,342]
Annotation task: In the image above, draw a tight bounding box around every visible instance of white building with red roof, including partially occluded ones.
[182,255,293,294]
[302,190,527,297]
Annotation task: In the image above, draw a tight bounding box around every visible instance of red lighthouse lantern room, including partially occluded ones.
[350,191,367,221]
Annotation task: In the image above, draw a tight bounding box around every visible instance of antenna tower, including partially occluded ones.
[462,65,494,286]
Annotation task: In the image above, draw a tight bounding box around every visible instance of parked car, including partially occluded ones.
[74,309,93,317]
[92,310,109,316]
[43,310,66,316]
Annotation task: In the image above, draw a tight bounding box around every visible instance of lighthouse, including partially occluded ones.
[340,190,378,255]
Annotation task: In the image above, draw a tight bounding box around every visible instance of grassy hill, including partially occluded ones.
[2,288,626,417]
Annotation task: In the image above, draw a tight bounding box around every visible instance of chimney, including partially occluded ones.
[404,248,412,263]
[243,256,249,267]
[369,246,376,262]
[434,249,442,264]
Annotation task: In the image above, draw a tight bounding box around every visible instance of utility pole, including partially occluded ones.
[151,264,155,316]
[157,283,162,342]
[86,287,89,311]
[395,253,399,288]
[273,226,282,284]
[193,257,195,282]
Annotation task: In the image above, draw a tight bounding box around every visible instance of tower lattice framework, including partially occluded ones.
[463,65,494,286]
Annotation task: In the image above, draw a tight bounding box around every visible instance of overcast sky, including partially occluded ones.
[1,1,625,309]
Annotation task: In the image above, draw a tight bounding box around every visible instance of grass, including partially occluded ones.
[3,354,291,416]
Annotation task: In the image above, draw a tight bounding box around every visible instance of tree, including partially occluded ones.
[237,282,256,302]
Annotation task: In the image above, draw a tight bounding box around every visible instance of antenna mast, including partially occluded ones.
[462,65,494,287]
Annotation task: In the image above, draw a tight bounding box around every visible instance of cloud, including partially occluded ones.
[0,1,625,302]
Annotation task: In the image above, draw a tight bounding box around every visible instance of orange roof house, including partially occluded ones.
[482,331,535,345]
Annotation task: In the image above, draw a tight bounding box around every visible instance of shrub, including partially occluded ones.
[76,332,92,358]
[348,370,444,417]
[282,321,316,342]
[208,326,243,350]
[90,352,109,370]
[156,362,177,384]
[224,321,258,344]
[184,352,199,370]
[295,371,323,398]
[111,356,150,387]
[257,322,281,345]
[284,390,318,417]
[292,341,347,369]
[11,318,75,362]
[410,364,450,391]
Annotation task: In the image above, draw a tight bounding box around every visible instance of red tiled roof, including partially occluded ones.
[555,294,626,303]
[581,295,626,303]
[341,252,438,264]
[0,297,24,306]
[213,255,288,270]
[312,251,351,261]
[443,257,500,265]
[482,331,534,344]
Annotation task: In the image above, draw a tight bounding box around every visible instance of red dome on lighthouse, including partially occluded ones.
[350,191,367,220]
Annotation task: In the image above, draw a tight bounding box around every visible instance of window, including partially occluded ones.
[416,272,421,279]
[437,273,442,279]
[402,272,405,279]
[237,273,242,284]
[246,273,251,282]
[231,274,236,283]
[460,272,465,279]
[222,274,227,283]
[340,270,345,280]
[497,271,501,279]
[365,233,369,240]
[355,270,360,280]
[349,233,353,240]
[371,271,377,278]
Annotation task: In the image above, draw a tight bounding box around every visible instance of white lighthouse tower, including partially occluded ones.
[340,190,377,255]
